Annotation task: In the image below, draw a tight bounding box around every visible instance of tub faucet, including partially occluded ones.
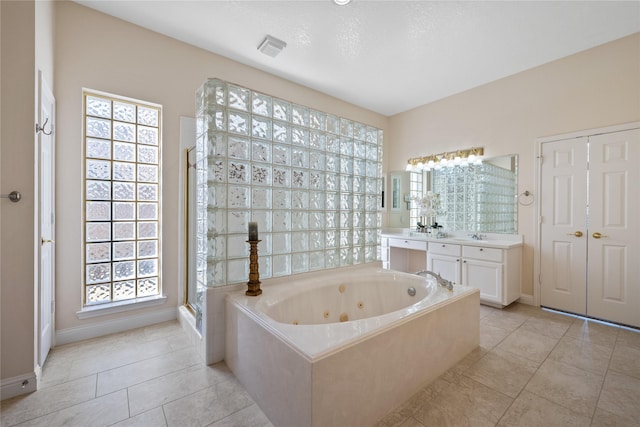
[414,270,453,291]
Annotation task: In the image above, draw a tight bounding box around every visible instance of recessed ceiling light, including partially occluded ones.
[334,0,351,5]
[257,35,287,58]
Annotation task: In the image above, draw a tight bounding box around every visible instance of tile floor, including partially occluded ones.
[1,303,639,426]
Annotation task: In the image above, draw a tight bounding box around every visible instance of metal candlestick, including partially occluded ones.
[246,240,262,296]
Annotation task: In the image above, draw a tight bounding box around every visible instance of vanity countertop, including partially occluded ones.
[381,231,523,249]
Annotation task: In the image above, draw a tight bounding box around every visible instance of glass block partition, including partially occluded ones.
[431,162,516,233]
[195,79,383,287]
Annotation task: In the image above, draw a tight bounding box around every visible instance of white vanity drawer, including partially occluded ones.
[462,245,503,262]
[427,242,461,256]
[388,238,427,251]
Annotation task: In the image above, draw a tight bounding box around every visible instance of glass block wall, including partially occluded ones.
[195,79,383,287]
[431,162,516,233]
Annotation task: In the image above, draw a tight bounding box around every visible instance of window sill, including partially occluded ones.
[76,295,167,319]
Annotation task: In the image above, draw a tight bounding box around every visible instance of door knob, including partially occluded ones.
[567,231,583,237]
[592,232,608,239]
[41,238,55,245]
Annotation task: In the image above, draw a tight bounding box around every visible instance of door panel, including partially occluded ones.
[587,129,639,327]
[462,259,502,303]
[426,254,460,285]
[540,138,588,315]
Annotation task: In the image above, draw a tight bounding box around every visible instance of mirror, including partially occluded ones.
[409,154,518,234]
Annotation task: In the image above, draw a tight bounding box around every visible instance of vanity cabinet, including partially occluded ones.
[427,242,521,306]
[425,243,461,285]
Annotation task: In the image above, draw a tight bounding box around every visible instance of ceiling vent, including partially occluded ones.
[258,35,287,58]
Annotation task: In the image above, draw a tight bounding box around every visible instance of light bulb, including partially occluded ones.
[405,163,413,171]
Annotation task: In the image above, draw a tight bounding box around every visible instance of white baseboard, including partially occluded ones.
[518,294,535,306]
[1,372,37,400]
[56,307,177,346]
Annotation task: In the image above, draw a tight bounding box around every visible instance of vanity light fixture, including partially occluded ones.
[258,35,287,57]
[405,147,484,171]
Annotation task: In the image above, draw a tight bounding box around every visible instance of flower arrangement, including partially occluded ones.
[413,191,441,219]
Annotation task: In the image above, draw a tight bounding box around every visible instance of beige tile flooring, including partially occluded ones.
[2,303,639,426]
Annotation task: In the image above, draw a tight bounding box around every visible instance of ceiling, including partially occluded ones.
[75,1,640,116]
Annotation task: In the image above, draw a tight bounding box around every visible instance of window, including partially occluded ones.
[83,91,162,305]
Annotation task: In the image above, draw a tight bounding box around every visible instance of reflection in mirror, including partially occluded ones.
[409,155,518,234]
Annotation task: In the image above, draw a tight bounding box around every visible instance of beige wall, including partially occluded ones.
[1,0,37,381]
[54,1,387,332]
[388,33,640,297]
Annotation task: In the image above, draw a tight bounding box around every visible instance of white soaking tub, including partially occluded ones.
[225,264,479,427]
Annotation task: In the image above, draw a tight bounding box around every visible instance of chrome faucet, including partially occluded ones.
[470,233,485,240]
[414,270,454,291]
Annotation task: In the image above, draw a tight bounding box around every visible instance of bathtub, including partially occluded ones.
[225,264,479,427]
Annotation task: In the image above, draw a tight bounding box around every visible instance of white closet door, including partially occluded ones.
[587,129,640,327]
[540,137,588,315]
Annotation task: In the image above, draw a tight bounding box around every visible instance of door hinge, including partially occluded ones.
[537,155,544,164]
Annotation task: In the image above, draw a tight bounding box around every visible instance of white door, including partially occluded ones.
[38,72,55,365]
[587,129,640,327]
[540,137,589,315]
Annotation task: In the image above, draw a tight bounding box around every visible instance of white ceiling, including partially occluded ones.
[75,1,640,116]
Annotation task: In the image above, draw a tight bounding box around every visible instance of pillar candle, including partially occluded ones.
[248,222,258,241]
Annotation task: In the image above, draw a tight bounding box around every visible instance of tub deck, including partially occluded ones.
[225,265,480,427]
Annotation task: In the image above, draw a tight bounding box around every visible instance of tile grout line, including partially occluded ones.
[587,327,621,425]
[490,310,569,426]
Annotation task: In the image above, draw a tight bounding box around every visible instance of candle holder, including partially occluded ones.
[246,240,262,296]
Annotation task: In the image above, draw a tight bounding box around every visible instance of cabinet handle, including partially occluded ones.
[442,244,445,248]
[479,248,483,251]
[463,260,467,263]
[456,259,460,262]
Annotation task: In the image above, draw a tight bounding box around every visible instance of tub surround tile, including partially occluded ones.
[525,358,604,417]
[0,375,97,426]
[413,375,512,427]
[496,328,558,364]
[161,379,255,426]
[13,389,129,427]
[496,390,592,427]
[548,336,613,376]
[597,370,640,423]
[128,363,235,416]
[464,347,539,398]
